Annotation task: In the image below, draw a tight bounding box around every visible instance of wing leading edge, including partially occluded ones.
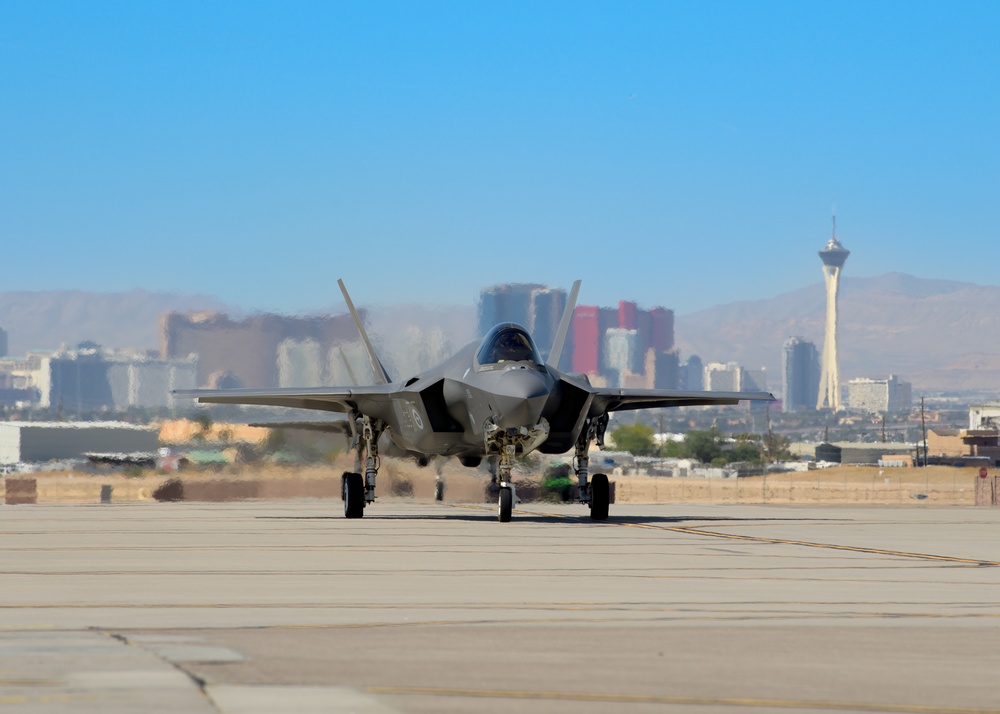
[172,385,397,413]
[589,387,775,415]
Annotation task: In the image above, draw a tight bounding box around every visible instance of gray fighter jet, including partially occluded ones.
[175,280,774,522]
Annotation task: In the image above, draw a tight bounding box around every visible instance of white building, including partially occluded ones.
[969,402,1000,430]
[846,374,912,414]
[604,328,640,383]
[107,355,198,409]
[704,362,767,392]
[2,351,197,410]
[704,362,741,391]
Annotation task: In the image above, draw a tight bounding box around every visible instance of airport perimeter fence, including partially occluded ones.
[610,468,995,506]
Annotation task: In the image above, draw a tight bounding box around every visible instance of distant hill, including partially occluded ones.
[4,275,999,395]
[0,290,230,356]
[675,272,1000,394]
[0,290,477,379]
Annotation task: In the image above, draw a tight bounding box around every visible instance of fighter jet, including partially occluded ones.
[174,280,774,522]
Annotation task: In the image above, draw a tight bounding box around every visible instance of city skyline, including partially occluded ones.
[3,268,1000,395]
[2,3,1000,316]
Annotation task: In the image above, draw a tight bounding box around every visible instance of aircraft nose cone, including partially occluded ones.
[493,369,550,428]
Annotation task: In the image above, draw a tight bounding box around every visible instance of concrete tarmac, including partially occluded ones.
[3,499,1000,713]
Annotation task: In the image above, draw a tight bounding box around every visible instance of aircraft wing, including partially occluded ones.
[172,385,397,414]
[588,387,775,415]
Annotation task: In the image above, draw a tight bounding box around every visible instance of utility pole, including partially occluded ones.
[920,396,928,467]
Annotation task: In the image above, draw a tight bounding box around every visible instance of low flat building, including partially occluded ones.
[0,421,157,465]
[927,427,1000,465]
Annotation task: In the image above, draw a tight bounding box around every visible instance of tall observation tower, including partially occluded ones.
[816,219,850,410]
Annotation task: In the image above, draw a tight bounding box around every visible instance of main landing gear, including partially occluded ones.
[341,413,383,519]
[485,414,611,523]
[575,414,610,521]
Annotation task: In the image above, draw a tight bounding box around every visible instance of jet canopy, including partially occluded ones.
[477,324,543,366]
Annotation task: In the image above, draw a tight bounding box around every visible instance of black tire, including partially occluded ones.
[498,487,513,523]
[590,473,609,521]
[344,472,365,519]
[435,480,445,502]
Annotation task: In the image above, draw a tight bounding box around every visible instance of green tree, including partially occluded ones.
[193,411,213,442]
[728,442,762,464]
[761,431,793,462]
[610,423,657,456]
[659,438,685,458]
[682,427,724,463]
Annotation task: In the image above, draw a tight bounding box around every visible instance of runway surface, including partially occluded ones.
[3,499,1000,713]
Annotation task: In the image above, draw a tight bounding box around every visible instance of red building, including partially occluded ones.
[618,300,637,330]
[649,307,673,352]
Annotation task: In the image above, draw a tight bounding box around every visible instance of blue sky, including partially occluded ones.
[2,1,998,315]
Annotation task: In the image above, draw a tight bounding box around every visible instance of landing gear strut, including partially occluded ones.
[341,413,384,519]
[483,419,549,523]
[494,442,517,522]
[574,414,610,521]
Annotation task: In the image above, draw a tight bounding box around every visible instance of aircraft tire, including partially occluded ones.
[590,473,609,521]
[344,472,365,519]
[498,487,513,523]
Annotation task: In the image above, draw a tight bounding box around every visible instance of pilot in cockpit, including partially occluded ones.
[495,329,533,362]
[478,325,541,365]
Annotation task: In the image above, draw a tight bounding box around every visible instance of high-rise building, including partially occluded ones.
[0,327,7,359]
[681,355,703,390]
[528,287,567,362]
[653,350,680,390]
[648,307,673,352]
[741,367,767,392]
[571,306,600,374]
[817,221,850,410]
[782,337,820,412]
[476,284,545,337]
[704,362,741,391]
[160,311,360,388]
[704,361,766,393]
[604,328,640,385]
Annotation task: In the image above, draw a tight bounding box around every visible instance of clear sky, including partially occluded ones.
[2,1,998,316]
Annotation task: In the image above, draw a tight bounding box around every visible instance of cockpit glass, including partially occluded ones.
[477,324,542,365]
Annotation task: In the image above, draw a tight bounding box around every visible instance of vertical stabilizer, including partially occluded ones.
[337,279,392,385]
[547,279,581,370]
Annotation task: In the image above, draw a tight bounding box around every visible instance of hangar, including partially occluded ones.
[0,421,158,465]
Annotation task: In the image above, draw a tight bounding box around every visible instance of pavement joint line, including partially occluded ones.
[450,504,1000,567]
[0,695,92,705]
[365,685,1000,714]
[105,610,1000,632]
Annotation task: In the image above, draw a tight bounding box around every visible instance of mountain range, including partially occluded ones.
[675,272,1000,394]
[2,273,998,395]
